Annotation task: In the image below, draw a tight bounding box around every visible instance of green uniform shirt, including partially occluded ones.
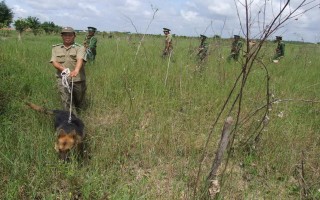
[231,40,243,54]
[84,35,97,54]
[276,41,285,57]
[50,43,86,82]
[199,40,208,51]
[197,40,208,60]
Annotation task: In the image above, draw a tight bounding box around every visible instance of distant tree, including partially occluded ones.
[53,25,62,34]
[0,0,14,28]
[14,18,29,40]
[41,21,56,34]
[213,35,221,39]
[26,16,41,35]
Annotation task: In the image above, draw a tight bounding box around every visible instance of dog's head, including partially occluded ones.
[54,129,82,161]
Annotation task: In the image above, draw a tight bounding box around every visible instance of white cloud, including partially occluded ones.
[125,0,141,9]
[208,2,232,16]
[78,3,101,16]
[6,0,320,42]
[185,1,197,9]
[12,5,28,18]
[23,0,75,10]
[181,10,199,21]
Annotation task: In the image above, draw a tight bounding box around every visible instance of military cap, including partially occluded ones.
[200,34,207,38]
[163,28,171,32]
[276,36,282,40]
[88,26,97,32]
[234,35,240,39]
[61,27,75,34]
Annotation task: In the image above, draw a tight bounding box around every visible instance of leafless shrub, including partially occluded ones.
[194,0,320,198]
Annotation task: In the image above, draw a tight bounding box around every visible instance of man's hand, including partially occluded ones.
[163,49,168,54]
[70,70,79,77]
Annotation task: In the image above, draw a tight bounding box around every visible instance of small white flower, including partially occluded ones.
[277,111,284,118]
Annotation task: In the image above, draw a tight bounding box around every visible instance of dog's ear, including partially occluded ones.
[70,130,82,144]
[57,129,66,138]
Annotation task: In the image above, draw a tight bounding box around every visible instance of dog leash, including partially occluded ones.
[61,68,74,124]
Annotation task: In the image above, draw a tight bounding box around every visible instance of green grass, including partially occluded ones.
[0,31,320,199]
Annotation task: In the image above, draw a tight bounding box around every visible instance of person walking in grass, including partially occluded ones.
[84,26,98,62]
[272,36,285,63]
[227,35,243,62]
[50,27,87,114]
[162,27,173,58]
[197,34,209,62]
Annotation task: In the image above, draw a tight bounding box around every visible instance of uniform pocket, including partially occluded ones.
[69,51,77,60]
[56,53,65,63]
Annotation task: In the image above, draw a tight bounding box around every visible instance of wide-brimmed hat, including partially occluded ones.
[61,27,75,34]
[163,28,171,32]
[200,34,207,38]
[88,26,97,32]
[276,36,282,40]
[234,35,240,39]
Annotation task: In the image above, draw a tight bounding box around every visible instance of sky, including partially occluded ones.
[6,0,320,43]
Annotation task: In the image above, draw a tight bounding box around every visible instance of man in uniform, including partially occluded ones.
[50,27,87,113]
[273,36,285,63]
[162,28,173,58]
[197,34,209,62]
[84,26,97,62]
[227,35,243,62]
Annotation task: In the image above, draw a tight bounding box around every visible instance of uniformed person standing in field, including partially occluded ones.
[227,35,243,62]
[197,34,209,62]
[50,27,87,113]
[84,26,97,62]
[162,28,173,58]
[272,36,285,63]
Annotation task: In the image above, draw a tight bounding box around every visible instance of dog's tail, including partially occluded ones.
[26,102,54,115]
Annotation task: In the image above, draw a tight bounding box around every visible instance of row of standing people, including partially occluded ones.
[161,28,285,64]
[226,35,285,63]
[50,26,285,113]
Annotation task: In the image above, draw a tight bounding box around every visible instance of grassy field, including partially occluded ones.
[0,31,319,199]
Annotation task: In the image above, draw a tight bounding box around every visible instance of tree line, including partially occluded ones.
[0,0,61,39]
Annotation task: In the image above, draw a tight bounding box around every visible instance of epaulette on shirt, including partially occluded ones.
[52,43,63,47]
[73,43,82,47]
[51,43,82,48]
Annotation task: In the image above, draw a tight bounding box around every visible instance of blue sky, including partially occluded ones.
[7,0,320,42]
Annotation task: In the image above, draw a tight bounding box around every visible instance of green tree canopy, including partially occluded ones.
[26,16,41,35]
[14,18,28,33]
[13,18,29,40]
[41,21,56,34]
[0,0,14,27]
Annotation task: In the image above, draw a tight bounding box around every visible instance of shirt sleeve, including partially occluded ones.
[50,48,56,63]
[89,37,97,49]
[166,34,172,43]
[77,46,87,61]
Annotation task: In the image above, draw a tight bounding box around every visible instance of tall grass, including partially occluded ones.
[0,32,319,199]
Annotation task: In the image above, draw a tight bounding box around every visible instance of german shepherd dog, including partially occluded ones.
[26,102,86,161]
